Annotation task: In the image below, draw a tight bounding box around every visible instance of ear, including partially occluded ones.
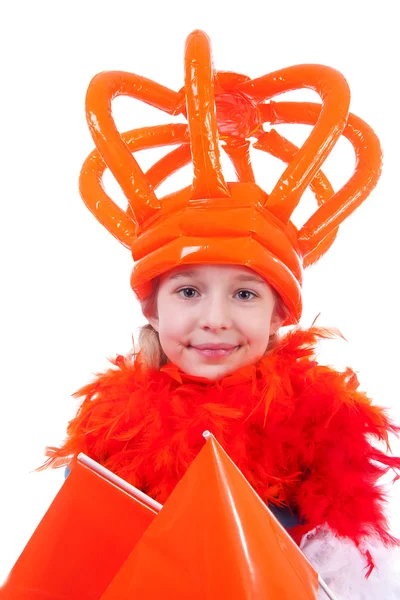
[147,315,159,332]
[269,311,284,336]
[141,294,159,332]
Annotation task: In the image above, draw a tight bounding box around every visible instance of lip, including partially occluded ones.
[191,343,238,350]
[189,344,239,359]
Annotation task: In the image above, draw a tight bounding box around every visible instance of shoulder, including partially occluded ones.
[67,352,158,436]
[73,351,151,404]
[274,327,396,439]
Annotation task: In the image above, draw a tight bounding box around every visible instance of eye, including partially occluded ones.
[177,286,199,299]
[235,289,257,301]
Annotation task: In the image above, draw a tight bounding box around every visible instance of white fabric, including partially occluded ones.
[301,526,400,599]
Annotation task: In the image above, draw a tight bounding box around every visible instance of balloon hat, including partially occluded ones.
[79,29,382,324]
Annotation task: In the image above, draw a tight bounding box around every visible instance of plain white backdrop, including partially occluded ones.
[1,0,399,583]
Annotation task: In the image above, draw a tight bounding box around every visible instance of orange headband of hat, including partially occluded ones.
[79,29,382,324]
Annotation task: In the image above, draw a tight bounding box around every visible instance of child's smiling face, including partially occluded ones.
[147,264,283,380]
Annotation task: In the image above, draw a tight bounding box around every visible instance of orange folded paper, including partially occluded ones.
[0,456,160,599]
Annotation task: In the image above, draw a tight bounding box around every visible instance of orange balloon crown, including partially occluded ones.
[79,29,382,323]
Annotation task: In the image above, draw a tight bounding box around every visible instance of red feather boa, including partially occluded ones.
[45,328,400,546]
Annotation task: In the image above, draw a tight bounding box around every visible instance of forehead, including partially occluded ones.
[163,264,267,284]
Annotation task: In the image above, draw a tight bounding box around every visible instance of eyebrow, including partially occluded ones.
[233,274,266,285]
[167,271,266,285]
[167,271,196,282]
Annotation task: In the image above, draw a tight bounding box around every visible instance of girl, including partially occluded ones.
[46,30,400,598]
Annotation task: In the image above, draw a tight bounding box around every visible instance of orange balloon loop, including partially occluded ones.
[184,30,230,200]
[80,124,189,246]
[79,29,382,324]
[257,101,382,262]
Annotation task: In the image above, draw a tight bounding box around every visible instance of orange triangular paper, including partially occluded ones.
[102,433,318,599]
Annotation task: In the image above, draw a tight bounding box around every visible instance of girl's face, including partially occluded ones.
[148,264,283,380]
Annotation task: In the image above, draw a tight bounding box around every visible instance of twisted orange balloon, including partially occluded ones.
[80,29,382,323]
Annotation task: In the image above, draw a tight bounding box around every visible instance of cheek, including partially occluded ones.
[158,318,178,340]
[156,296,176,329]
[240,311,273,344]
[157,305,188,341]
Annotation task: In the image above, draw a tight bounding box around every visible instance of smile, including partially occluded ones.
[189,345,239,359]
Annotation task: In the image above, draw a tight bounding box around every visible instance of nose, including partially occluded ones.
[198,293,232,331]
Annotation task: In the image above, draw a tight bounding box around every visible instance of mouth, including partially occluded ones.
[189,344,240,358]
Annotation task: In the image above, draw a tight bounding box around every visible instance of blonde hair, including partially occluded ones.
[136,278,290,370]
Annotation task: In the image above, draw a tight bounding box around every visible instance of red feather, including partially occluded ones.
[43,327,400,547]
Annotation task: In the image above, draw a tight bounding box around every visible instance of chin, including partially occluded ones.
[189,363,236,381]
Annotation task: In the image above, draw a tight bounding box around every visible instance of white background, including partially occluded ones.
[1,0,399,583]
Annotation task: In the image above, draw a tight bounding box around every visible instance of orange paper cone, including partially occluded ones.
[103,432,319,599]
